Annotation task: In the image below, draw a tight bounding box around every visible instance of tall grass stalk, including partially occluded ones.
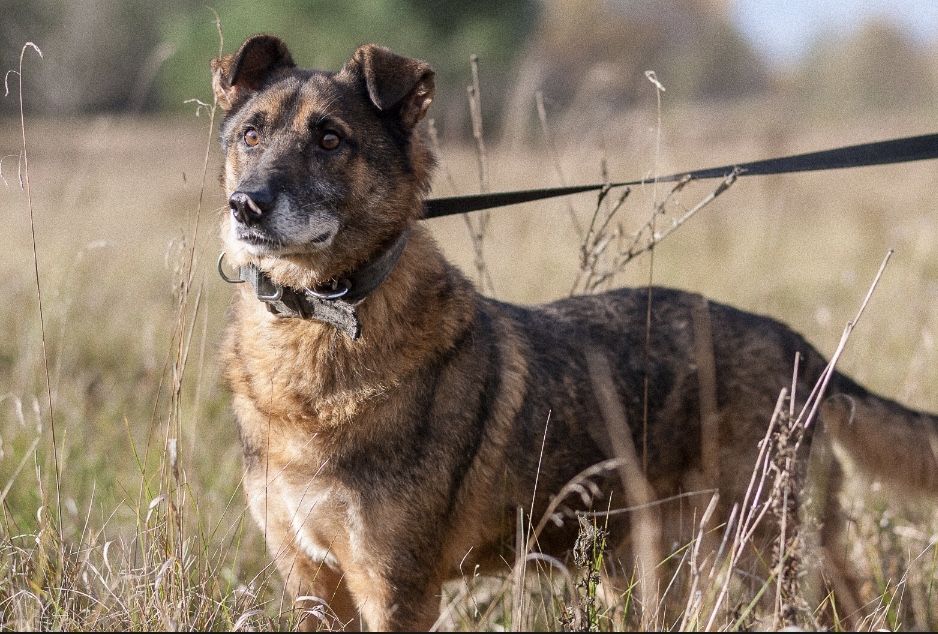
[6,40,65,568]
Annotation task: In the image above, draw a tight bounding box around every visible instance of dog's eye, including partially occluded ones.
[319,131,341,151]
[243,128,260,147]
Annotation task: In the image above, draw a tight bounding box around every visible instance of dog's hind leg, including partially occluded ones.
[806,413,864,629]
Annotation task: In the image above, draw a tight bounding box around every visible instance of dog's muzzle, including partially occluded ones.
[229,189,272,226]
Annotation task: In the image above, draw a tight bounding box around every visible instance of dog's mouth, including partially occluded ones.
[235,225,337,256]
[237,229,284,250]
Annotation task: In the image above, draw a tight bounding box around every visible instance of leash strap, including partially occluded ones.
[220,132,938,338]
[422,132,938,218]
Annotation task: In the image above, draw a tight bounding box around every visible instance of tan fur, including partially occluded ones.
[225,230,520,629]
[822,393,938,495]
[215,37,938,631]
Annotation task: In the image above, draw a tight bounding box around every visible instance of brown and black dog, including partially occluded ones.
[213,35,938,630]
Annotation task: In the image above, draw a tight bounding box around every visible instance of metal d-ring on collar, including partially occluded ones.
[218,254,351,302]
[216,230,410,340]
[217,252,283,302]
[308,279,350,300]
[217,252,242,284]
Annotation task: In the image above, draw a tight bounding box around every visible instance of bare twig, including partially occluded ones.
[678,493,720,630]
[642,71,667,476]
[571,183,631,296]
[465,54,495,293]
[516,411,551,628]
[613,171,736,280]
[577,488,717,519]
[795,250,894,438]
[468,55,488,195]
[705,389,787,630]
[704,250,893,629]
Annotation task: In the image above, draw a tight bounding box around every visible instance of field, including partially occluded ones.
[2,96,938,630]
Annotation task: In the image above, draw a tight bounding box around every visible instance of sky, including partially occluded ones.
[732,0,938,64]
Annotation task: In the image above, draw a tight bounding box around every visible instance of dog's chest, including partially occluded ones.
[280,482,340,566]
[264,456,362,569]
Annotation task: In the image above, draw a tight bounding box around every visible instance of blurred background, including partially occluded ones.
[2,1,938,629]
[3,0,937,130]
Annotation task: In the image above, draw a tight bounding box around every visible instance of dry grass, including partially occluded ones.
[2,83,938,629]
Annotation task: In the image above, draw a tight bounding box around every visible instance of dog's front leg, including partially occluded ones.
[241,474,360,628]
[273,546,360,631]
[343,558,444,631]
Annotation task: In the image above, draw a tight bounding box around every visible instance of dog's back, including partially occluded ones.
[495,284,937,528]
[470,288,832,550]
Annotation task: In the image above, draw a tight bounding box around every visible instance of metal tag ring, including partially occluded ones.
[308,279,351,300]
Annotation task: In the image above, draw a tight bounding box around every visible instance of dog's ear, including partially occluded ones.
[211,35,295,110]
[347,44,434,128]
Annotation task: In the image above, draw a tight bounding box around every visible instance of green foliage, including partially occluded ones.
[158,0,539,124]
[1,0,538,123]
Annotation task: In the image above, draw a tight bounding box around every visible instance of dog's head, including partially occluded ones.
[212,35,435,282]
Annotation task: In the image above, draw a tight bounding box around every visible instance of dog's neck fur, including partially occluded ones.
[228,223,475,424]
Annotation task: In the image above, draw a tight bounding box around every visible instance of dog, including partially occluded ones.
[213,35,938,630]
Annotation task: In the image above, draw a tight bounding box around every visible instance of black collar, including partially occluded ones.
[218,230,409,340]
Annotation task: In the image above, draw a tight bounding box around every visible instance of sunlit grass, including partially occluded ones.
[1,97,937,629]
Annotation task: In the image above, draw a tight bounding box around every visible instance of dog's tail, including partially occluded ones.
[821,376,938,495]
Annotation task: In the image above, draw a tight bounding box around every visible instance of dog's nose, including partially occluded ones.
[229,189,274,226]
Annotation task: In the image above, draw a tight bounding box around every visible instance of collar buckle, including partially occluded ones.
[248,266,284,303]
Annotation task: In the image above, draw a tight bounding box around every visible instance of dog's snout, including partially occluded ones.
[229,189,273,226]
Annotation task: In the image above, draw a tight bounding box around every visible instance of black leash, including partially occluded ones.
[221,131,938,339]
[423,132,938,219]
